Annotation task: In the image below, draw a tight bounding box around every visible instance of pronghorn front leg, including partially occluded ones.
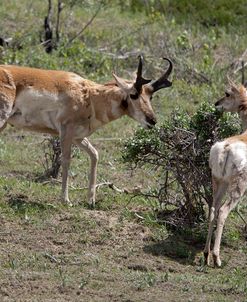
[74,138,99,207]
[60,124,74,206]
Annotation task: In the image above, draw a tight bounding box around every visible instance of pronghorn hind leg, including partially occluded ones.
[0,69,16,128]
[204,176,228,266]
[0,92,15,129]
[212,173,247,267]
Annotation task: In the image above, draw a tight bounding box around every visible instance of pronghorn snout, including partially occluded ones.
[145,115,157,128]
[215,100,220,107]
[214,98,224,110]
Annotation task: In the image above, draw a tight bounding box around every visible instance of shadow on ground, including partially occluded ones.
[143,233,204,265]
[6,193,55,215]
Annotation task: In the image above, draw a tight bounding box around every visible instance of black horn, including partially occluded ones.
[133,55,152,96]
[151,58,173,93]
[241,60,247,88]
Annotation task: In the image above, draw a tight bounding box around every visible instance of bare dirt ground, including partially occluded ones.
[0,199,246,302]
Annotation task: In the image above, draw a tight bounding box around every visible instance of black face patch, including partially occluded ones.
[121,98,128,109]
[130,93,139,100]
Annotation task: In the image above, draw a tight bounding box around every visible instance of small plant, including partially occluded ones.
[41,137,61,179]
[123,102,241,227]
[133,271,157,290]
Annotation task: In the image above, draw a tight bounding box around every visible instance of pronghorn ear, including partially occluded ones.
[231,86,240,94]
[112,73,130,92]
[227,76,238,91]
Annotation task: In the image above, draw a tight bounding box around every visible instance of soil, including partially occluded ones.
[0,205,246,302]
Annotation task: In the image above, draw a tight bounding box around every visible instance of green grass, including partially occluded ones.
[0,1,247,301]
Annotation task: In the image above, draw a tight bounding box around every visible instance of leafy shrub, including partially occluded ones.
[122,102,241,226]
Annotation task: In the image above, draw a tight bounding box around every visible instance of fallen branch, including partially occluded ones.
[41,179,138,194]
[44,252,60,263]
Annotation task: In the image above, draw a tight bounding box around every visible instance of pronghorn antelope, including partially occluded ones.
[204,81,247,267]
[0,56,173,207]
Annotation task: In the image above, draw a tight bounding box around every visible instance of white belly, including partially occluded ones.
[8,88,62,132]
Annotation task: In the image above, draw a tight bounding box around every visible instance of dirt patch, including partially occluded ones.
[0,206,246,302]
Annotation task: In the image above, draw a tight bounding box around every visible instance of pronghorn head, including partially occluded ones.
[113,56,173,129]
[215,79,247,113]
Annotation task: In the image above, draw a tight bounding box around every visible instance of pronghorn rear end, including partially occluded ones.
[204,81,247,267]
[0,56,173,206]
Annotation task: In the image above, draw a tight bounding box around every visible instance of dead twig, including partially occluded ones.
[43,0,53,53]
[56,0,63,44]
[67,1,104,46]
[44,253,60,263]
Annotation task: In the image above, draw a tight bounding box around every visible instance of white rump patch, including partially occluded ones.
[210,140,247,180]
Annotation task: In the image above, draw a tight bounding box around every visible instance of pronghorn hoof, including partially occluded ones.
[88,202,95,210]
[213,254,221,267]
[204,252,210,266]
[62,198,73,207]
[88,197,96,209]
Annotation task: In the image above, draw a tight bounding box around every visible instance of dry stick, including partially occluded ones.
[103,20,153,49]
[56,0,63,44]
[232,49,247,74]
[41,179,132,194]
[87,49,141,60]
[43,0,53,53]
[44,253,60,263]
[47,0,52,23]
[67,2,104,46]
[235,209,247,227]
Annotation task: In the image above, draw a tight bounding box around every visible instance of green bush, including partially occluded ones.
[122,102,241,226]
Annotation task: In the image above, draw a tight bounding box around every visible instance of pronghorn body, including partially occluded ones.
[0,57,173,206]
[204,83,247,267]
[0,65,126,137]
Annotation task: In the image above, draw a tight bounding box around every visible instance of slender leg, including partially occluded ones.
[60,124,74,206]
[212,175,247,267]
[0,122,7,133]
[74,138,99,207]
[204,176,228,266]
[0,92,15,129]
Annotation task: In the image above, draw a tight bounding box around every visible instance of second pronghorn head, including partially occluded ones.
[215,79,247,113]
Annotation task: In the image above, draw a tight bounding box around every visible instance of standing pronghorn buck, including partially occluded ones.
[0,56,173,207]
[204,80,247,267]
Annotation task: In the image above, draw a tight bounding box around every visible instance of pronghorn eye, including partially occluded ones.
[130,93,139,100]
[225,92,230,97]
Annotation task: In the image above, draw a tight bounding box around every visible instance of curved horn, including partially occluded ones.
[151,58,173,93]
[162,58,173,79]
[241,61,247,87]
[133,55,152,95]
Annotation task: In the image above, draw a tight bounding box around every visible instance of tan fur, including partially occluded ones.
[0,64,162,206]
[215,83,247,125]
[204,83,247,267]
